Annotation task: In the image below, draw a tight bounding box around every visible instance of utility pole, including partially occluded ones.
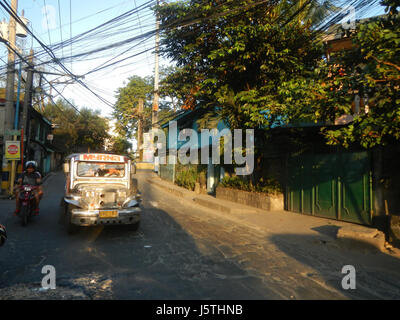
[8,60,22,196]
[21,49,34,166]
[137,98,144,162]
[4,0,17,138]
[152,0,160,129]
[2,0,18,195]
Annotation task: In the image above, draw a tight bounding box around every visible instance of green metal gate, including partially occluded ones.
[287,151,373,225]
[160,163,175,182]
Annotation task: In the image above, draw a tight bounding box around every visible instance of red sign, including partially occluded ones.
[5,141,20,160]
[7,144,18,154]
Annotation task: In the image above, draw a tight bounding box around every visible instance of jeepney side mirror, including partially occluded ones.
[63,163,70,173]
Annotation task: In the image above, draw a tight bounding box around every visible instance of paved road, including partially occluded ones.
[1,170,400,299]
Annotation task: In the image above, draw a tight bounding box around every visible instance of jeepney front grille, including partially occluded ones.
[75,185,128,209]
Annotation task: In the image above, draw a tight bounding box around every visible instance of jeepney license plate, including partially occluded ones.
[99,210,118,218]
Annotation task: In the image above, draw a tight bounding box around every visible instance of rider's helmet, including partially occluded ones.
[26,161,37,170]
[0,224,6,247]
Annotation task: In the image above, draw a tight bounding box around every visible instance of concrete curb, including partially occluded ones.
[147,178,189,199]
[337,225,386,252]
[193,195,259,214]
[147,177,260,215]
[147,176,397,254]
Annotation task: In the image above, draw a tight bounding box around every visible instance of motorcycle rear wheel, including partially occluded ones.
[20,206,28,226]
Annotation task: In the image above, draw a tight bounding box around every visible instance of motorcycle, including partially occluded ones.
[17,185,38,226]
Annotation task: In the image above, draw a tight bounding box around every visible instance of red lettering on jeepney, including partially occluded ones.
[80,154,122,162]
[82,154,94,161]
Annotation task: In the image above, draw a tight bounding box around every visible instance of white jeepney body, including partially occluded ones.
[62,153,141,227]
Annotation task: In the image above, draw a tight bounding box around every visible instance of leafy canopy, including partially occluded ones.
[43,99,110,153]
[280,0,400,148]
[156,0,325,129]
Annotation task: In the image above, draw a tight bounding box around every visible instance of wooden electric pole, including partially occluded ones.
[2,0,18,195]
[21,49,34,164]
[4,0,17,139]
[152,0,160,129]
[138,99,144,162]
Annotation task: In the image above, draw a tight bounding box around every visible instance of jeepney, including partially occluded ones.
[60,153,141,233]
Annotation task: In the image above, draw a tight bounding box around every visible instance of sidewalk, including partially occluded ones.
[147,173,400,256]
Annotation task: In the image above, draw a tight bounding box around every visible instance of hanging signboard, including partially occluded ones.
[5,141,21,160]
[5,129,21,136]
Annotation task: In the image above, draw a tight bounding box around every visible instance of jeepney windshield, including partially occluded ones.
[77,162,125,178]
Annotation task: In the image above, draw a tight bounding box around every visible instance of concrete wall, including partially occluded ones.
[136,162,155,170]
[216,186,284,211]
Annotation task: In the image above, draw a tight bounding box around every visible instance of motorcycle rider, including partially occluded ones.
[14,161,43,216]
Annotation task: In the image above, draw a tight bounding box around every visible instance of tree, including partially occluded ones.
[42,99,110,153]
[323,0,400,148]
[155,0,326,130]
[106,135,132,155]
[159,65,187,111]
[113,75,154,139]
[281,0,400,148]
[75,107,110,152]
[113,72,180,139]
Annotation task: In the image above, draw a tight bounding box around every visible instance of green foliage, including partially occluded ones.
[323,1,400,149]
[156,0,399,149]
[220,176,283,195]
[175,164,207,191]
[159,65,187,111]
[155,0,330,129]
[113,75,153,139]
[175,166,198,191]
[282,0,400,149]
[107,136,132,155]
[112,71,181,140]
[43,99,109,153]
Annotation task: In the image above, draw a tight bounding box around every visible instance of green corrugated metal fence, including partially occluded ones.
[287,151,373,225]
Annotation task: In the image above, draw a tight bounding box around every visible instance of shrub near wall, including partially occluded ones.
[217,176,284,211]
[175,163,207,191]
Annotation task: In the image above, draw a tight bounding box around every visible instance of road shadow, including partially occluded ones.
[268,231,400,299]
[54,206,283,299]
[39,171,281,299]
[311,225,341,240]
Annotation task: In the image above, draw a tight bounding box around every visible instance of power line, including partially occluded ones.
[1,0,381,114]
[0,0,116,108]
[43,0,52,45]
[69,0,72,71]
[57,0,64,59]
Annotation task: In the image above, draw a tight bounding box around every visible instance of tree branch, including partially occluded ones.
[370,56,400,72]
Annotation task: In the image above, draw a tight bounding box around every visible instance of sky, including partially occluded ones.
[0,0,165,121]
[0,0,386,123]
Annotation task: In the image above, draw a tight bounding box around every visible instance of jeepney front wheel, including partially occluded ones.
[65,204,79,234]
